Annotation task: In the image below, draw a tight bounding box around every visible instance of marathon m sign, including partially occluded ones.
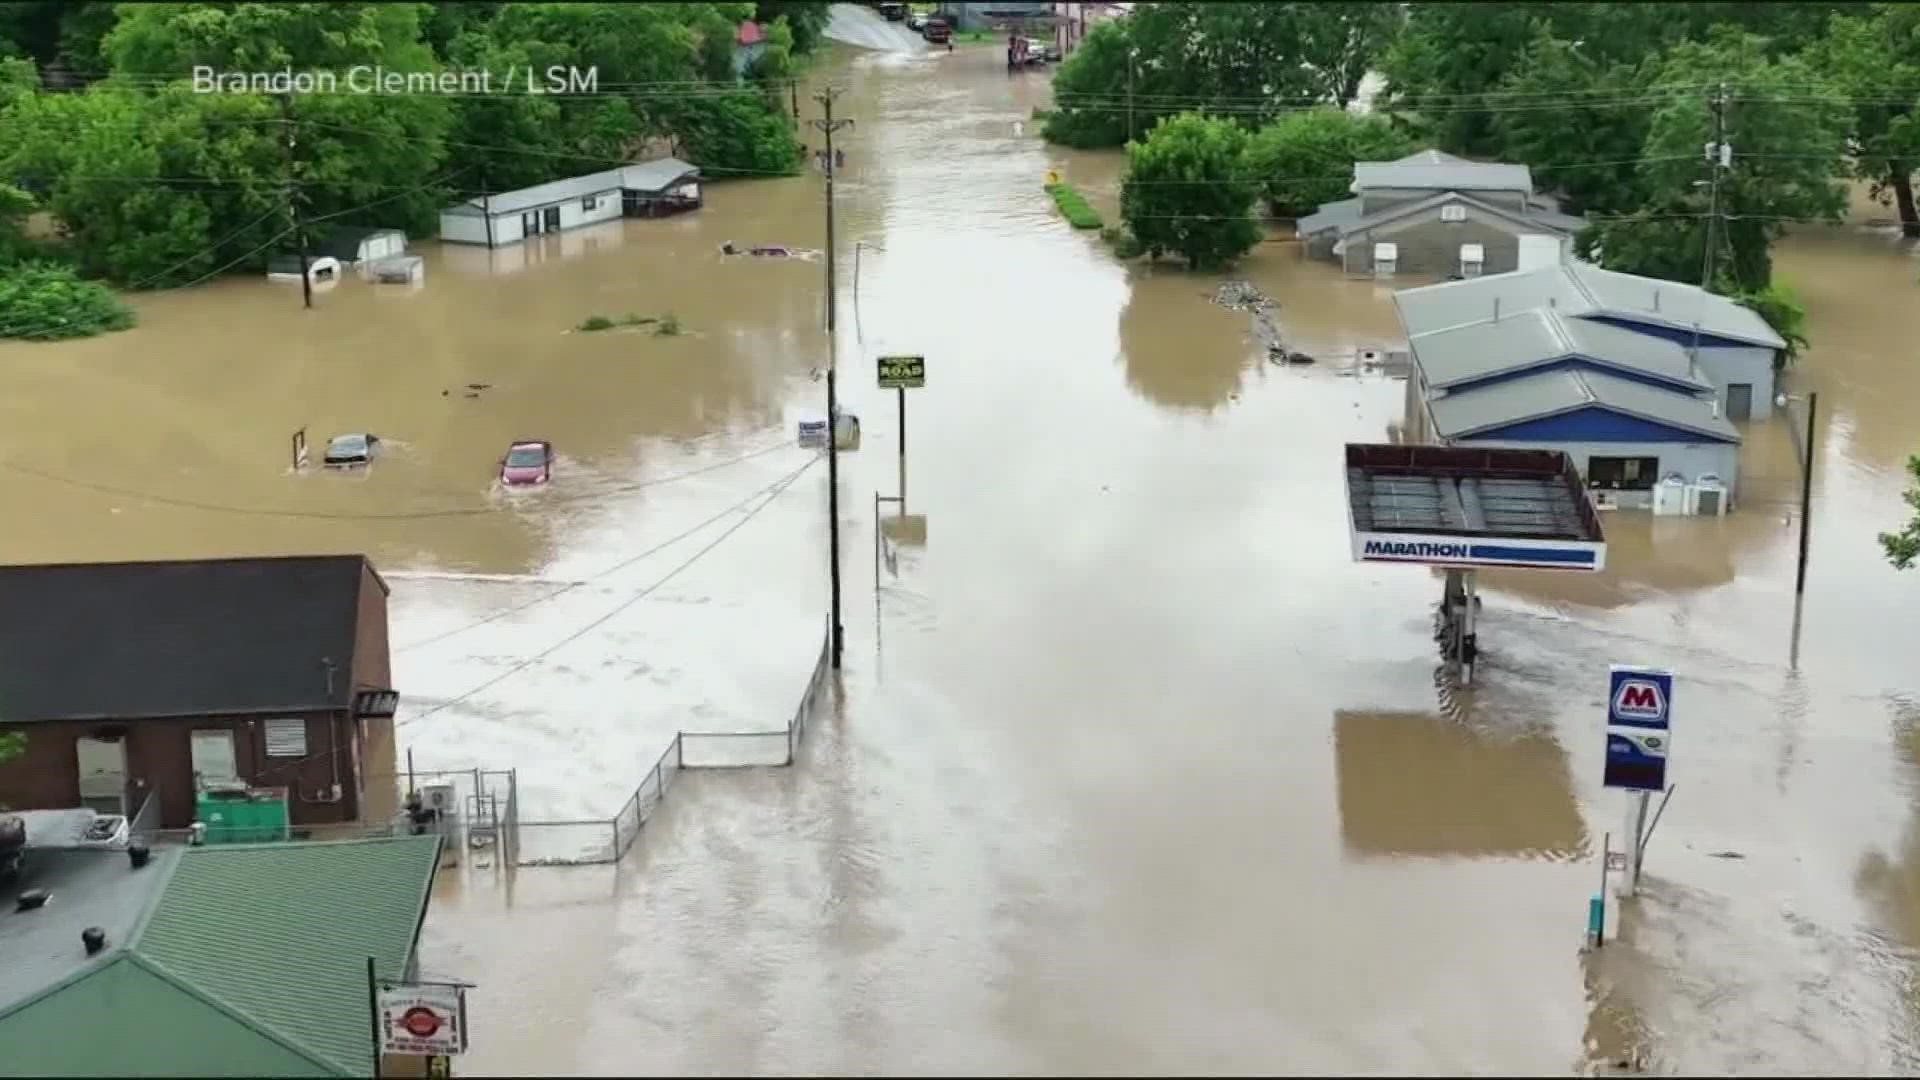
[1604,664,1673,791]
[1351,531,1606,572]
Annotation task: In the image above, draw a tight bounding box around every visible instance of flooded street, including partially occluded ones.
[7,17,1920,1075]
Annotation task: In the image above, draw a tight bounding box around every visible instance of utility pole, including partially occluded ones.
[1795,391,1818,595]
[480,165,494,249]
[279,93,313,309]
[812,86,853,670]
[1701,82,1729,289]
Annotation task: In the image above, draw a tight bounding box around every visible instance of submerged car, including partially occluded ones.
[924,17,952,43]
[499,440,553,486]
[323,432,378,468]
[907,11,927,30]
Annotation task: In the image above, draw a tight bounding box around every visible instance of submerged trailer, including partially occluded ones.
[1345,443,1607,686]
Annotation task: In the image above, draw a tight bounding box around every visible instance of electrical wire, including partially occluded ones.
[394,453,822,653]
[398,452,821,727]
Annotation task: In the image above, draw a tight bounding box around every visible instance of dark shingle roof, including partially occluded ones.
[0,555,373,722]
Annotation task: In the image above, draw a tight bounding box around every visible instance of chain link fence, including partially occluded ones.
[127,619,831,867]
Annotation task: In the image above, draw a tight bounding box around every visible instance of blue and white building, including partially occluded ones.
[1393,260,1777,510]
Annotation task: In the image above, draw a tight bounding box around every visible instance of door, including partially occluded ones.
[1726,383,1753,421]
[521,211,539,237]
[542,205,562,232]
[190,729,239,789]
[75,736,128,813]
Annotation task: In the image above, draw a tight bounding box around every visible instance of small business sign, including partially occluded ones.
[1605,850,1628,872]
[877,355,925,389]
[379,983,468,1056]
[1350,530,1606,572]
[1603,665,1672,791]
[353,688,400,719]
[797,419,829,449]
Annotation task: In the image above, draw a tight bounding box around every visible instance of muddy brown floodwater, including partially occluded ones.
[8,16,1920,1075]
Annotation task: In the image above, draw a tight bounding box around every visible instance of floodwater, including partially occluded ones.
[7,7,1920,1073]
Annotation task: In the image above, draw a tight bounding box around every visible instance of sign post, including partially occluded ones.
[1602,664,1672,895]
[877,355,924,499]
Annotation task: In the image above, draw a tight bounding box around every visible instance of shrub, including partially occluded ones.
[578,314,615,332]
[656,313,682,336]
[1731,283,1809,361]
[0,261,135,340]
[1045,182,1104,229]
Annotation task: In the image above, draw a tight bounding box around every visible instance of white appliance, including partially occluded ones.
[1652,475,1689,516]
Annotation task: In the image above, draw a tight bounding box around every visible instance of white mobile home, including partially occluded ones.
[439,159,702,248]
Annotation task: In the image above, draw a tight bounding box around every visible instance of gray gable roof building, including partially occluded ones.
[441,158,700,219]
[1351,149,1533,194]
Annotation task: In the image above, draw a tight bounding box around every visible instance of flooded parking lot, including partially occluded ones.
[7,21,1920,1076]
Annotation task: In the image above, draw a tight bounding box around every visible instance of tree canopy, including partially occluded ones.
[1043,3,1402,150]
[1121,112,1260,271]
[1884,457,1920,571]
[1240,108,1410,218]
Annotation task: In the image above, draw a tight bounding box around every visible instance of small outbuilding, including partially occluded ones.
[439,158,702,248]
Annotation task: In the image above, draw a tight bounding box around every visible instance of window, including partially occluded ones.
[263,717,308,758]
[1440,203,1467,223]
[1587,456,1660,491]
[582,195,599,212]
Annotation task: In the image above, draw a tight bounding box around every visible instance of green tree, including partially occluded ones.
[1811,4,1920,236]
[1121,113,1260,271]
[1045,3,1399,150]
[1585,30,1848,291]
[0,731,21,766]
[755,1,829,55]
[1241,108,1410,217]
[1376,3,1552,156]
[666,88,799,174]
[0,181,34,262]
[1298,3,1405,107]
[1883,457,1920,570]
[1489,31,1657,215]
[0,260,135,339]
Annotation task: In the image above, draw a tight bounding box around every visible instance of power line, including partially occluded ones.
[394,454,821,653]
[399,452,820,727]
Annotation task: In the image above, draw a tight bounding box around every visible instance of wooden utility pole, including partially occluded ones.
[280,94,313,309]
[812,86,854,670]
[1701,82,1728,289]
[1795,391,1818,595]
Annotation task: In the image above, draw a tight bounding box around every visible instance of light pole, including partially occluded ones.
[853,239,884,343]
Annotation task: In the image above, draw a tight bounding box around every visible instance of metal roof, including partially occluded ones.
[1568,261,1786,348]
[445,157,700,217]
[0,848,179,1017]
[1336,190,1586,240]
[618,157,700,194]
[1427,367,1741,443]
[136,836,442,1077]
[1295,197,1362,236]
[0,555,374,722]
[1410,307,1711,392]
[1393,260,1785,349]
[1353,149,1532,194]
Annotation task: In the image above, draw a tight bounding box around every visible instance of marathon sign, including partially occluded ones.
[1351,530,1605,572]
[1603,664,1673,791]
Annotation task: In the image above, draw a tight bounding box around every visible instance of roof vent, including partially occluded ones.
[1493,298,1501,322]
[129,844,151,870]
[16,888,49,912]
[81,927,106,956]
[1653,288,1661,312]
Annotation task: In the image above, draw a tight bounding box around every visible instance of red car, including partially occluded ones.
[499,440,553,486]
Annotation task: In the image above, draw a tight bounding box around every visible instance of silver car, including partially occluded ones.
[323,432,378,468]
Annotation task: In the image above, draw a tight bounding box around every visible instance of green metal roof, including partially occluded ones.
[0,835,441,1078]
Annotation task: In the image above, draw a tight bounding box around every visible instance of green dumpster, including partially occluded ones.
[195,788,291,844]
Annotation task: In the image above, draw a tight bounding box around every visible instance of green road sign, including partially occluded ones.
[877,355,925,389]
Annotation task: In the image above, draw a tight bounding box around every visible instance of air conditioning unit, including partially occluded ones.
[1652,475,1689,516]
[1687,477,1729,517]
[1373,242,1398,277]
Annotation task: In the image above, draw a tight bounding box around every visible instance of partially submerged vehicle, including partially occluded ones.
[499,439,554,486]
[323,432,378,468]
